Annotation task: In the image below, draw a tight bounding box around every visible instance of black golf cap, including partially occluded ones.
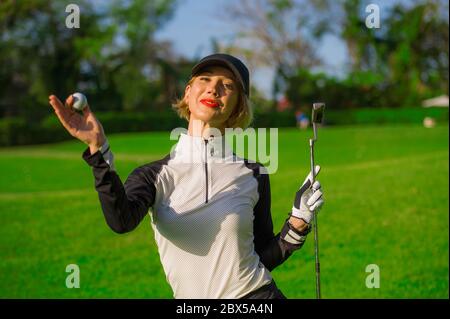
[191,53,250,97]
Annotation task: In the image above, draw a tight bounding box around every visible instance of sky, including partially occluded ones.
[154,0,414,96]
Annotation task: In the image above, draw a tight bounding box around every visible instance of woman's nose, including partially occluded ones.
[207,82,220,96]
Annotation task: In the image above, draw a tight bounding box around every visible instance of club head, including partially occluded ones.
[311,103,325,142]
[312,103,325,124]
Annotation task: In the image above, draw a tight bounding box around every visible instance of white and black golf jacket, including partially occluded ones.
[82,132,310,298]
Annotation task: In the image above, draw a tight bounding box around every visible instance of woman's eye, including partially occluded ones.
[224,83,234,90]
[199,77,210,81]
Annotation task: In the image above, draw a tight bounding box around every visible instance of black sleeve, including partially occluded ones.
[82,147,164,234]
[253,169,308,271]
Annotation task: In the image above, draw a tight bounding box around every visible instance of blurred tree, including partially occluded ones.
[220,0,448,109]
[0,1,90,119]
[320,0,449,107]
[0,0,178,120]
[220,0,323,106]
[381,0,449,106]
[107,0,178,111]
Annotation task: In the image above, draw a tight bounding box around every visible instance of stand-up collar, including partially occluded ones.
[171,133,236,163]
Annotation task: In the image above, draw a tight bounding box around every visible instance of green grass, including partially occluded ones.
[0,124,448,298]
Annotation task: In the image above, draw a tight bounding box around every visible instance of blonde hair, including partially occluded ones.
[172,76,253,129]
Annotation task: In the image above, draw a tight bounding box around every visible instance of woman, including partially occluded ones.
[48,53,324,299]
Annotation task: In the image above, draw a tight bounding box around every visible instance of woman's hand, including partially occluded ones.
[48,94,106,154]
[290,165,324,231]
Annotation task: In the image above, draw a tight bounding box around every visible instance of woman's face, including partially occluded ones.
[185,66,239,129]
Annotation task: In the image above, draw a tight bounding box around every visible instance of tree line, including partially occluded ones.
[0,0,448,126]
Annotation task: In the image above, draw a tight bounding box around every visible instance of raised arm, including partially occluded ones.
[49,94,155,233]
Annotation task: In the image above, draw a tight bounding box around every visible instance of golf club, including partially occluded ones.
[310,102,325,299]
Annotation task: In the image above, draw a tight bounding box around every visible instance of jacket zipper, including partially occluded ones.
[204,139,209,203]
[204,136,215,204]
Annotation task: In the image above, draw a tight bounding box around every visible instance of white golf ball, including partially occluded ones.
[72,92,87,111]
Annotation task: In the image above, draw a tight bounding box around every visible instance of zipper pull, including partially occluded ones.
[208,135,214,156]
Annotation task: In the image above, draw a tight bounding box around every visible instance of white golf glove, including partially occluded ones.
[291,165,324,224]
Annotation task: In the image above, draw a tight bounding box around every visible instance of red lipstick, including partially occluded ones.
[200,99,220,108]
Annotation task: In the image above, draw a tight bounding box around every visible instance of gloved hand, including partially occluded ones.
[291,165,324,224]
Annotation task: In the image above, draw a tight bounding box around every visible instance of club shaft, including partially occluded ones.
[309,138,321,299]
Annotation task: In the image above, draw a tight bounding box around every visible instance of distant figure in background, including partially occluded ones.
[295,109,309,129]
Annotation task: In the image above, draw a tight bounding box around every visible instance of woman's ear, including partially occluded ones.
[184,85,191,103]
